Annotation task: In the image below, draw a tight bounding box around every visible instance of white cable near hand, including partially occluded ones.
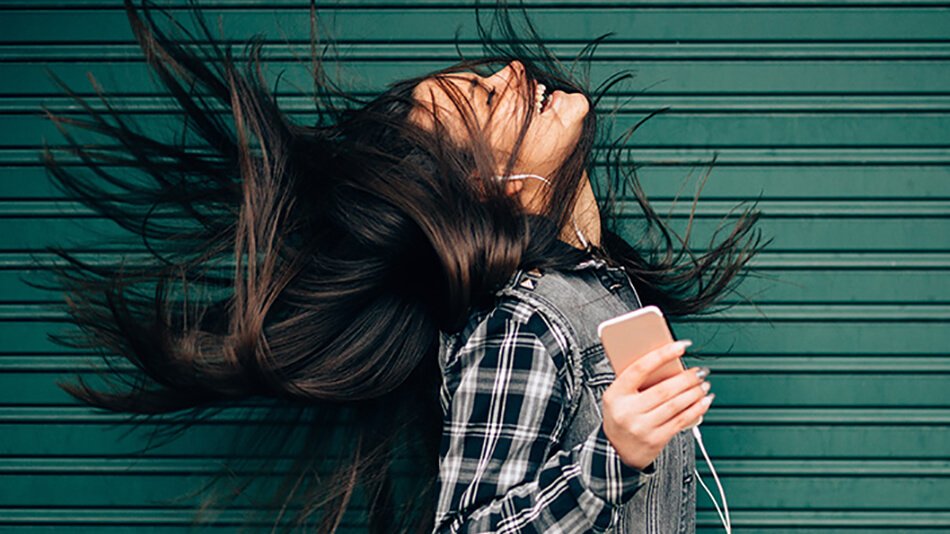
[692,425,732,533]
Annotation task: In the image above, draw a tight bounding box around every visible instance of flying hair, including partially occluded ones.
[28,0,771,532]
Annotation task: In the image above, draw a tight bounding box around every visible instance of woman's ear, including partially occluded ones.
[503,178,525,197]
[469,170,524,198]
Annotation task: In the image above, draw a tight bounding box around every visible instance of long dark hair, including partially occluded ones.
[30,0,770,531]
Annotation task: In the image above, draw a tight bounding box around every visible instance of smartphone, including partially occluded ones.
[597,306,702,427]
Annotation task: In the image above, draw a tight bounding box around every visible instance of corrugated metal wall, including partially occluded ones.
[1,1,948,532]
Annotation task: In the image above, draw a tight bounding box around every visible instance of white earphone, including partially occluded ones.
[692,425,732,533]
[493,173,590,250]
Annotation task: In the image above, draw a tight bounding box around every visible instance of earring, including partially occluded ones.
[493,174,591,251]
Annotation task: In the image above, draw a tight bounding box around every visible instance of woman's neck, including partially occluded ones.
[506,168,602,250]
[560,170,601,250]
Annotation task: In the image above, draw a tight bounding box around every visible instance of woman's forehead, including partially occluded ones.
[409,73,478,133]
[412,73,474,109]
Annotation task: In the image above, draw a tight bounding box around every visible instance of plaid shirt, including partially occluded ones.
[433,257,657,533]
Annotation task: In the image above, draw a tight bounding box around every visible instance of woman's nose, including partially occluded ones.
[490,60,523,84]
[485,60,528,111]
[489,61,527,103]
[508,59,525,75]
[503,60,526,85]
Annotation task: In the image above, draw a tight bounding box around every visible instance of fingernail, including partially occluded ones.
[695,366,710,379]
[701,381,711,393]
[679,340,693,349]
[702,392,715,405]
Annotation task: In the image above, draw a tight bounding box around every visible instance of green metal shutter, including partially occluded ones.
[1,1,948,532]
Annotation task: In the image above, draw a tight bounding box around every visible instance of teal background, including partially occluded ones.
[1,1,949,532]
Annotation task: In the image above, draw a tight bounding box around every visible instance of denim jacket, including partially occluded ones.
[435,251,696,533]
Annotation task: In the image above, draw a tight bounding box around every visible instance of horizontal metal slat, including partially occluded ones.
[6,507,945,531]
[10,112,950,148]
[2,303,949,321]
[6,43,950,61]
[4,355,950,372]
[0,474,946,512]
[10,94,950,112]
[5,369,950,407]
[4,60,948,95]
[3,0,950,7]
[2,422,944,458]
[5,147,950,164]
[4,164,949,201]
[8,251,950,268]
[1,406,949,424]
[1,457,946,476]
[1,199,948,216]
[9,267,949,303]
[1,8,949,43]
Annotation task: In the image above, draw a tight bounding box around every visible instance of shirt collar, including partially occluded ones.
[549,238,615,271]
[523,215,616,272]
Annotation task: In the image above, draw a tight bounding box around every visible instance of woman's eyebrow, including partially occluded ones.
[467,76,492,104]
[468,76,480,98]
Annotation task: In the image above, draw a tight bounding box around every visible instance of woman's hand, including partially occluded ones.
[601,340,713,471]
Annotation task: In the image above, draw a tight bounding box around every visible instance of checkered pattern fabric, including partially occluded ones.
[433,282,656,533]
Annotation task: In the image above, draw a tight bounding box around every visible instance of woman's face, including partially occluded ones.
[409,60,590,180]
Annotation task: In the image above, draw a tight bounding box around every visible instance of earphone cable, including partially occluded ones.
[493,173,589,249]
[692,426,732,533]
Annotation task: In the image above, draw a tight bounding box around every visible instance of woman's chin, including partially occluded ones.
[565,92,590,119]
[546,92,587,125]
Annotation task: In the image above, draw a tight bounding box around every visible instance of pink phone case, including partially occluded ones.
[597,305,685,391]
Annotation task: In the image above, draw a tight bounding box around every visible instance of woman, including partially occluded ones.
[33,0,767,532]
[414,61,718,534]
